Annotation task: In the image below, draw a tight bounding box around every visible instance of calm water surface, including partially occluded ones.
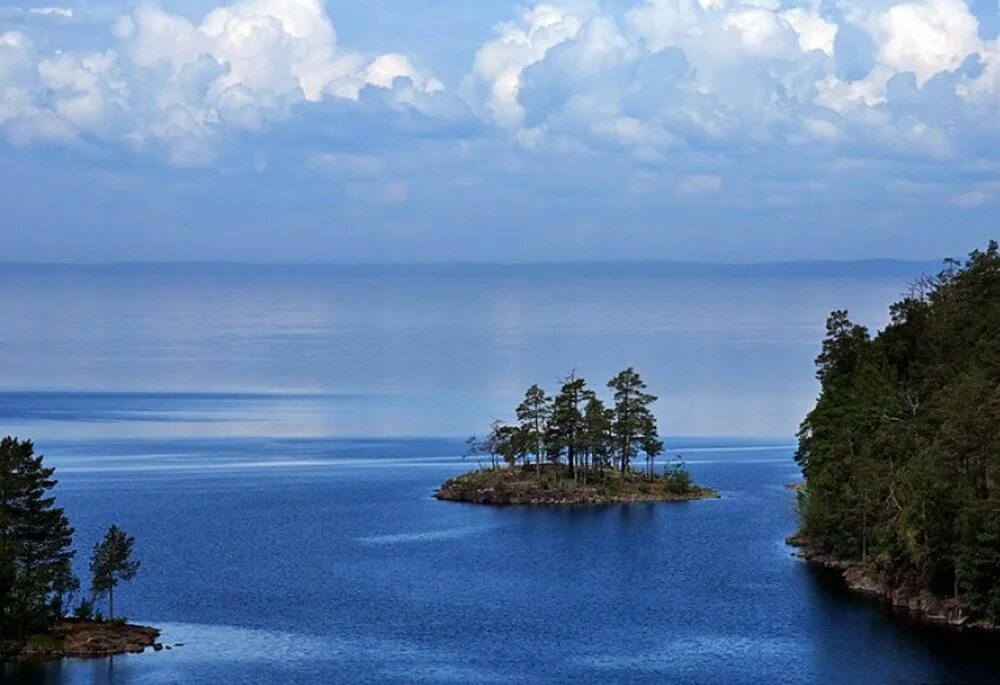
[2,266,997,683]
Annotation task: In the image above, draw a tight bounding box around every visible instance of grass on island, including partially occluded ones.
[437,462,718,505]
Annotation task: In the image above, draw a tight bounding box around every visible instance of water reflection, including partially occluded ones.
[1,266,917,438]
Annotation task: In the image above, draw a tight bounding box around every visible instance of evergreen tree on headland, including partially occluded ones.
[797,241,1000,623]
[90,525,140,621]
[0,437,77,647]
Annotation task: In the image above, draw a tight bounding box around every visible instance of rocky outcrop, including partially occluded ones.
[18,620,161,660]
[788,535,993,631]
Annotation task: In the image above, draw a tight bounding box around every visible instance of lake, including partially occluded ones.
[3,264,998,683]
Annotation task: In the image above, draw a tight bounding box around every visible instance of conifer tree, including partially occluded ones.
[90,525,140,621]
[549,374,595,478]
[797,241,1000,621]
[517,385,551,476]
[583,396,614,473]
[608,368,659,473]
[0,437,77,645]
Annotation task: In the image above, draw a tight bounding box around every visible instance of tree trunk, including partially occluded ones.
[535,413,542,480]
[109,585,114,621]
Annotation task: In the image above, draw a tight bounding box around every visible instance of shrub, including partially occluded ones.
[662,461,694,495]
[73,600,94,621]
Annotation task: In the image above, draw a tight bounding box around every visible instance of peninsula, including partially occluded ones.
[437,368,717,506]
[792,242,1000,631]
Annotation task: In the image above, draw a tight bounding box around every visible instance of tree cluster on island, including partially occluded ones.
[440,368,714,504]
[796,241,1000,625]
[0,437,143,657]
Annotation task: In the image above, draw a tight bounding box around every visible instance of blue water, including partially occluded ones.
[3,265,998,683]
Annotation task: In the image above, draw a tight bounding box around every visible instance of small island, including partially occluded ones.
[437,368,717,506]
[1,437,156,661]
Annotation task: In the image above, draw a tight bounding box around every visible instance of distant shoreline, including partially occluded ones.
[0,258,942,280]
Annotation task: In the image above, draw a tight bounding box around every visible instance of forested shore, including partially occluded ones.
[1,438,153,659]
[795,242,1000,628]
[437,368,716,505]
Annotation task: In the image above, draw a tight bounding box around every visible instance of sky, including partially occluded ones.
[0,0,998,263]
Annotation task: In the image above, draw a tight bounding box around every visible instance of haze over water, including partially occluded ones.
[3,264,998,683]
[0,263,930,439]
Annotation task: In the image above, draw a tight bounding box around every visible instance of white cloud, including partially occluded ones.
[723,8,796,57]
[958,38,1000,103]
[465,2,592,126]
[29,7,73,19]
[868,0,981,86]
[781,7,838,57]
[0,0,445,163]
[816,0,984,114]
[460,0,998,170]
[1,0,999,178]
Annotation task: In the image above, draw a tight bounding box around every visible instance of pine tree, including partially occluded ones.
[583,396,614,473]
[516,385,551,477]
[608,368,659,473]
[90,525,140,621]
[549,373,595,478]
[487,422,524,469]
[0,437,77,646]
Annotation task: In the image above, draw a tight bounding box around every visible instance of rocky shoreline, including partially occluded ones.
[15,620,162,660]
[787,533,996,632]
[436,469,718,506]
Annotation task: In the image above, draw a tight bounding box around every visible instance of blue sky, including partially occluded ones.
[1,0,998,263]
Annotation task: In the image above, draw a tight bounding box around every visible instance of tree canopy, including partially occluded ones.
[91,525,141,621]
[0,437,76,647]
[0,437,142,653]
[797,241,1000,622]
[469,368,671,483]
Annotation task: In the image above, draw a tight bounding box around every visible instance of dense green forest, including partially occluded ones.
[796,241,1000,623]
[0,437,140,656]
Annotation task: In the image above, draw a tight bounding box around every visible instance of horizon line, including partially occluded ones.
[0,257,949,269]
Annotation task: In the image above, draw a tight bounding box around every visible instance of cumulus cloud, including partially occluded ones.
[463,0,1000,169]
[2,0,999,183]
[463,2,593,127]
[0,0,447,163]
